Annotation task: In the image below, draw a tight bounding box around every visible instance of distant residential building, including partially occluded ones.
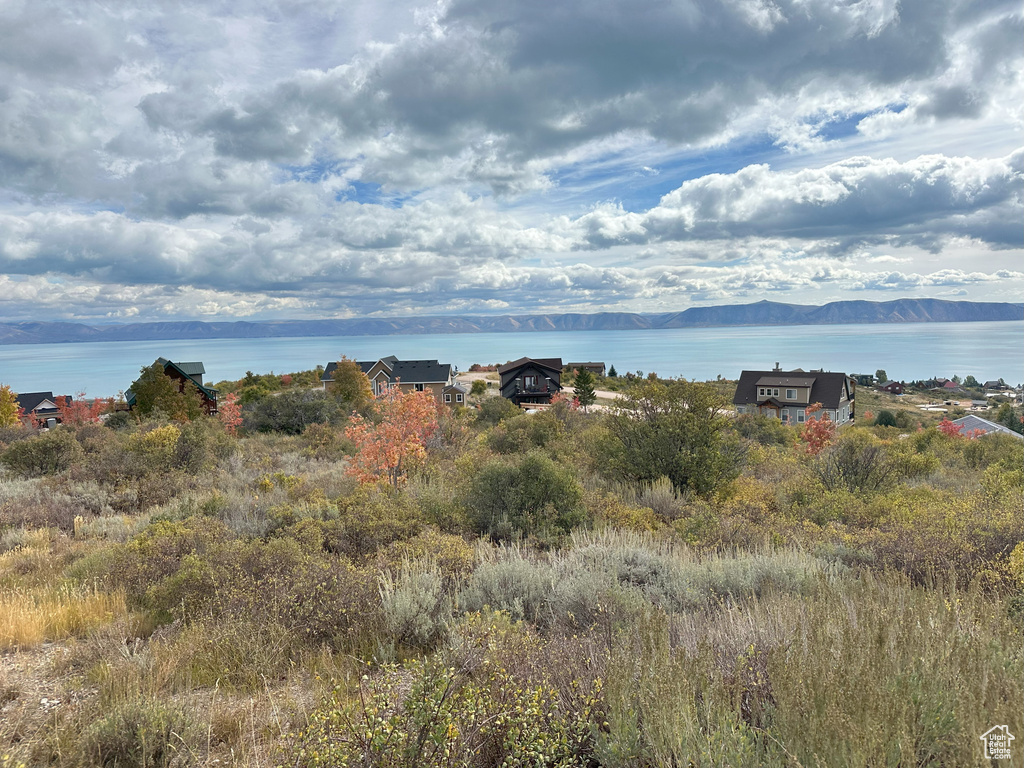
[851,373,875,386]
[565,361,606,377]
[942,380,960,390]
[950,415,1023,440]
[320,355,458,403]
[984,380,1008,391]
[733,364,855,426]
[877,380,904,395]
[499,357,563,406]
[126,357,218,415]
[15,391,72,426]
[442,382,468,405]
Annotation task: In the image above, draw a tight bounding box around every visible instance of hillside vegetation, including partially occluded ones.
[0,374,1020,768]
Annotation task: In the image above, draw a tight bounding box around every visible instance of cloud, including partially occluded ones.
[0,0,1021,322]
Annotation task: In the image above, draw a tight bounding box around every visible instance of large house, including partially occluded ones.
[15,391,73,426]
[498,357,563,406]
[733,364,855,426]
[320,356,461,404]
[126,358,218,415]
[949,415,1023,440]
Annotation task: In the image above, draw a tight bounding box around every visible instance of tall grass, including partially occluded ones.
[0,582,127,649]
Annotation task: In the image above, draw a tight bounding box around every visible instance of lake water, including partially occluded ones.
[0,321,1021,397]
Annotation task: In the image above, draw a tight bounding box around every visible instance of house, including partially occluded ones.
[851,373,875,386]
[320,356,458,403]
[984,380,1008,391]
[126,358,218,415]
[949,414,1023,440]
[442,382,469,406]
[498,357,563,406]
[942,380,960,391]
[565,362,606,377]
[733,364,855,426]
[877,380,904,395]
[14,391,72,426]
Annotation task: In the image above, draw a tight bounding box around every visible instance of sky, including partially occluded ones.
[0,0,1021,323]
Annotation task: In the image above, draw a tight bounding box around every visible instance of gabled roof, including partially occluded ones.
[734,369,851,409]
[15,391,69,413]
[498,357,563,375]
[950,414,1023,439]
[443,382,469,394]
[322,356,450,384]
[389,360,452,384]
[157,358,205,377]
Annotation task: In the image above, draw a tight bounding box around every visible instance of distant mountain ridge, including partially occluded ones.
[1,299,1021,345]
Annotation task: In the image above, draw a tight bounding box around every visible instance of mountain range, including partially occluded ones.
[1,298,1021,345]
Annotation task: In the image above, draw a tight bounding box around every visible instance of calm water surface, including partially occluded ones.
[1,321,1021,397]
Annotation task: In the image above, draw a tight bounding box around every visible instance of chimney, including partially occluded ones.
[773,362,781,372]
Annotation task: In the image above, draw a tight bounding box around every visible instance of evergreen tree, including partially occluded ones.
[607,365,617,377]
[573,368,597,412]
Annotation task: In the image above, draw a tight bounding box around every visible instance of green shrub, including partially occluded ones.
[1,429,84,477]
[475,396,520,426]
[464,451,585,539]
[80,696,195,768]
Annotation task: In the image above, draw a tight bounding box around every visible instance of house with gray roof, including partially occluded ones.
[15,391,73,426]
[949,414,1023,439]
[733,364,855,427]
[320,355,458,404]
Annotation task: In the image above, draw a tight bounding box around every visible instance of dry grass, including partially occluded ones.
[0,583,127,650]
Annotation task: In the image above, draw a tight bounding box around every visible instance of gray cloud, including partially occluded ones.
[0,0,1021,322]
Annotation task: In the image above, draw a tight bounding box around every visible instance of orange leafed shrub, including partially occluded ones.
[801,403,836,455]
[56,393,109,426]
[345,386,439,487]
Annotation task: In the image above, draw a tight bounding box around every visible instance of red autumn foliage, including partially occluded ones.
[217,392,243,435]
[55,393,108,426]
[800,403,836,455]
[344,386,439,487]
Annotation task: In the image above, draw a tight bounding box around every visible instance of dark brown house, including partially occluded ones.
[877,380,904,395]
[498,357,563,405]
[126,357,218,415]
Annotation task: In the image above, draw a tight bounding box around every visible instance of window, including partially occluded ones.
[444,393,451,403]
[758,388,765,396]
[525,375,537,388]
[786,389,797,400]
[781,410,789,422]
[797,411,806,423]
[456,393,464,402]
[415,383,425,392]
[773,388,780,397]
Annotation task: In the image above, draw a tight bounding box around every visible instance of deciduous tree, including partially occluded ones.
[0,384,24,428]
[345,387,438,487]
[56,393,108,426]
[602,379,743,497]
[129,362,205,422]
[329,356,374,412]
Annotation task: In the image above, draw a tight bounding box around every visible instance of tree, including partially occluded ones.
[56,393,107,426]
[345,387,438,487]
[129,362,205,422]
[963,375,980,389]
[573,368,597,412]
[607,365,617,378]
[328,356,374,412]
[0,384,24,428]
[470,380,488,397]
[217,392,242,435]
[800,403,836,455]
[875,369,887,383]
[602,379,743,497]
